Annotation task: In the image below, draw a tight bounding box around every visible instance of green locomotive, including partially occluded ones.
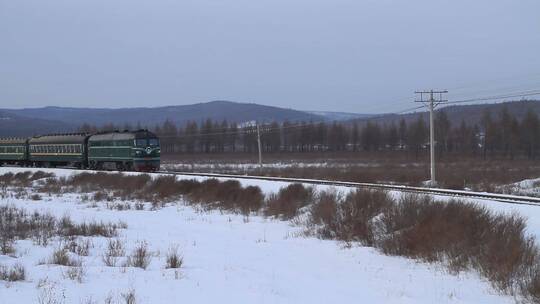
[88,130,160,171]
[0,130,160,172]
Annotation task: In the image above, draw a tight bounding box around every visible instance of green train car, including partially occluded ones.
[28,133,89,168]
[0,129,160,172]
[88,130,160,171]
[0,138,28,166]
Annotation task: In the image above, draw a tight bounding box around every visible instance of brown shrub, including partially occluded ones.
[309,191,339,239]
[165,245,183,269]
[306,190,540,300]
[186,179,264,215]
[127,241,151,269]
[337,189,393,245]
[0,264,25,282]
[265,183,314,219]
[49,248,82,266]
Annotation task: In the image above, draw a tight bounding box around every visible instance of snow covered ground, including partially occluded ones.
[1,167,538,303]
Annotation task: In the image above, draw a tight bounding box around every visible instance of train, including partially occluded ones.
[0,129,160,171]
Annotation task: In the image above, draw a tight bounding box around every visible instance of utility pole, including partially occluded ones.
[414,90,448,186]
[257,123,263,173]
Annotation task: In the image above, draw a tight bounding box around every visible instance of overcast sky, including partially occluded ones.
[1,0,539,113]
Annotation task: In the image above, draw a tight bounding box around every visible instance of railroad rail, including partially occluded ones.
[159,170,540,206]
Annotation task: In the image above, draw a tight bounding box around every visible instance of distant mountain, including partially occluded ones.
[4,99,536,137]
[353,99,540,126]
[0,101,326,136]
[0,111,73,137]
[307,111,374,121]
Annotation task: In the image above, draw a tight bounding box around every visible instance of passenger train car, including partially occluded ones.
[0,138,28,166]
[0,130,160,172]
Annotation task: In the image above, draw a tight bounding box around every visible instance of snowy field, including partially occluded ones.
[1,167,539,303]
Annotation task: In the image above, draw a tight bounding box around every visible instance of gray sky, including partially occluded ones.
[1,0,539,113]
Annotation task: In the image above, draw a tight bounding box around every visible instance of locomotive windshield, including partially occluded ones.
[135,138,159,147]
[135,139,147,147]
[149,138,159,147]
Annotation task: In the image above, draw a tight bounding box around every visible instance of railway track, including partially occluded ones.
[159,170,540,206]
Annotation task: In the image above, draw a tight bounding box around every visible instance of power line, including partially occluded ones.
[445,89,540,105]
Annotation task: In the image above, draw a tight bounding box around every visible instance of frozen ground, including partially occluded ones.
[498,177,540,198]
[1,167,538,303]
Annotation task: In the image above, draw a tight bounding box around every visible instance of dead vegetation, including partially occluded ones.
[0,263,25,282]
[2,170,540,301]
[265,183,313,219]
[126,241,151,269]
[102,238,126,267]
[308,189,540,302]
[0,204,125,254]
[165,245,183,269]
[21,172,266,216]
[163,153,540,191]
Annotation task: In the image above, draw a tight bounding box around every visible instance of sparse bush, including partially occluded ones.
[165,245,183,269]
[92,191,108,202]
[63,265,85,283]
[103,239,125,267]
[265,183,313,219]
[49,248,82,266]
[121,289,137,304]
[0,237,15,255]
[64,238,91,256]
[127,241,151,269]
[0,263,25,281]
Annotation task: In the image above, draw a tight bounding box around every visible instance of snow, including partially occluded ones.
[1,167,537,303]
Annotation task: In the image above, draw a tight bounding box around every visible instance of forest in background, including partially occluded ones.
[78,106,540,160]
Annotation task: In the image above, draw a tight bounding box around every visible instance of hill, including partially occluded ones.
[355,99,540,126]
[0,101,326,136]
[0,111,73,137]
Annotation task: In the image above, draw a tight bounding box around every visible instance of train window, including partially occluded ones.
[149,138,159,147]
[136,139,147,147]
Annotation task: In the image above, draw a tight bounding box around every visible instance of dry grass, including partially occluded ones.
[0,205,124,251]
[0,263,25,282]
[48,247,82,266]
[164,153,540,191]
[165,245,183,269]
[102,239,126,267]
[0,171,54,188]
[127,241,151,269]
[64,238,92,256]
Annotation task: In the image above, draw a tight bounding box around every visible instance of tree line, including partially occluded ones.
[78,107,540,159]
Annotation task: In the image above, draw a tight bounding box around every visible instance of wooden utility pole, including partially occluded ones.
[415,90,448,186]
[257,123,262,173]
